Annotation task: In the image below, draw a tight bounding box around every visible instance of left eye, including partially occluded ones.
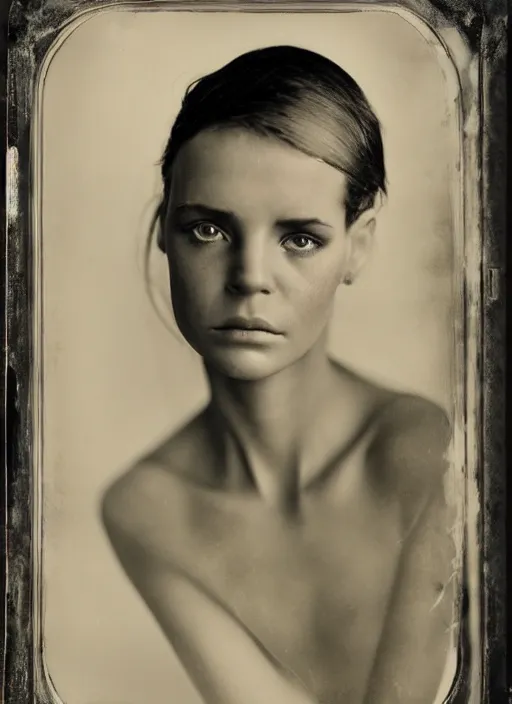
[282,234,321,254]
[191,222,226,242]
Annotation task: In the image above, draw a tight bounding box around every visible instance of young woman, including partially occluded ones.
[101,46,461,704]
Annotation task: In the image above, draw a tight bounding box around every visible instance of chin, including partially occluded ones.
[203,347,290,382]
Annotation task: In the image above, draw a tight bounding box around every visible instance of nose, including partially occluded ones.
[225,238,274,296]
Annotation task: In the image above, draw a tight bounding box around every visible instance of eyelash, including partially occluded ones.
[185,222,325,256]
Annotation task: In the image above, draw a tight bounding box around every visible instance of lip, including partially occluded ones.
[212,317,283,335]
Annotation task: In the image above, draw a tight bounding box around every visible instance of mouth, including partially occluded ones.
[212,317,283,337]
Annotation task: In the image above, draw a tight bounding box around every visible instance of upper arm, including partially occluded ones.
[144,572,316,704]
[363,486,460,704]
[100,475,316,704]
[369,396,454,534]
[363,397,462,703]
[371,395,461,616]
[100,464,168,578]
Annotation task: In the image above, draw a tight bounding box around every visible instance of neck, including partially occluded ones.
[204,340,334,512]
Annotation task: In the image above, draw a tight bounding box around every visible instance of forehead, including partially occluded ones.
[169,128,347,221]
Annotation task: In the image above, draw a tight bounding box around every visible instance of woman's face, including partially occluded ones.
[163,128,372,381]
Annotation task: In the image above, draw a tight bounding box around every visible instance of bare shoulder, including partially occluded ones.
[100,460,163,541]
[100,410,210,565]
[371,393,451,464]
[367,392,452,532]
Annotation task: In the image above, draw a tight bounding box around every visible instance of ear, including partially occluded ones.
[343,203,380,284]
[156,202,167,253]
[157,225,166,253]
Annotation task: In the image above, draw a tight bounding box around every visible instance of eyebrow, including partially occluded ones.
[170,203,333,230]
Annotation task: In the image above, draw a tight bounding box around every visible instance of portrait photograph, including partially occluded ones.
[4,2,506,704]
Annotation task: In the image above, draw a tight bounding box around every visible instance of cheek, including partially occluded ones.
[167,247,224,322]
[297,280,339,333]
[168,247,213,293]
[286,256,342,319]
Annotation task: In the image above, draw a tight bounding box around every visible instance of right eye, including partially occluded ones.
[190,222,227,243]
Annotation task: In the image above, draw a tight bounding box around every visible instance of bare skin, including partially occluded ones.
[102,129,459,703]
[102,365,457,704]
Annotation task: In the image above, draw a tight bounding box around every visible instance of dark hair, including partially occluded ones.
[157,44,386,231]
[145,46,387,322]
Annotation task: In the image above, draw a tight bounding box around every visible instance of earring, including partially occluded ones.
[343,273,353,285]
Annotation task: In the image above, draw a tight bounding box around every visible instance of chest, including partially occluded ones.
[148,489,402,695]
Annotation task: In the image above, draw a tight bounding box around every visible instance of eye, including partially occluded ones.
[190,222,227,243]
[282,234,322,255]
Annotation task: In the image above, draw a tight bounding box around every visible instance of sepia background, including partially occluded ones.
[40,8,461,704]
